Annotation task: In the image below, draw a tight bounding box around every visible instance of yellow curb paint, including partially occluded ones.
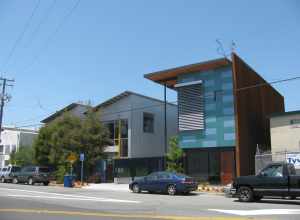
[0,208,257,220]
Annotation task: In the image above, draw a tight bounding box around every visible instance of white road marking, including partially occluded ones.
[6,194,140,203]
[209,209,300,216]
[0,187,140,204]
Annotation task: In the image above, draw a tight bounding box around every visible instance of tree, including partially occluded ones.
[9,146,34,167]
[166,136,184,173]
[33,110,110,182]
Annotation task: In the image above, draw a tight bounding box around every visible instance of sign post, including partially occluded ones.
[67,153,77,176]
[80,153,85,185]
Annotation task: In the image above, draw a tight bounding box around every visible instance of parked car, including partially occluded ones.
[129,171,198,195]
[0,167,7,180]
[231,162,300,202]
[0,165,21,183]
[13,165,51,186]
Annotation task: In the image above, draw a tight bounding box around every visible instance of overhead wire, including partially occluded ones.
[0,0,41,73]
[22,0,81,73]
[10,74,300,129]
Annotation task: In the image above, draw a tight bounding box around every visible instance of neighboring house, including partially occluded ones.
[0,127,38,167]
[41,103,90,123]
[270,110,300,153]
[92,91,178,182]
[145,53,284,184]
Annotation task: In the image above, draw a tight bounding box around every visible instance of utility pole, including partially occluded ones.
[0,77,14,142]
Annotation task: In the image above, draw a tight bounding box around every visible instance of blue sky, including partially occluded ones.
[0,0,299,128]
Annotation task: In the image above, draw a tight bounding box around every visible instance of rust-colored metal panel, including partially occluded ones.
[220,151,235,185]
[232,53,285,176]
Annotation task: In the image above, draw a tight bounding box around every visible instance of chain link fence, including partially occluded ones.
[255,150,300,174]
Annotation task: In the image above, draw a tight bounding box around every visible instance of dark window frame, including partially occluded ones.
[143,112,154,133]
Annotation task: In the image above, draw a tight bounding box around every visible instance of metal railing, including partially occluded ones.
[255,150,300,174]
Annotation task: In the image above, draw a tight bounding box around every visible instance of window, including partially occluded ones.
[4,145,10,154]
[0,145,3,154]
[291,119,300,125]
[11,145,16,153]
[104,119,128,157]
[158,173,171,180]
[177,83,204,131]
[147,173,158,181]
[143,112,154,133]
[262,165,283,177]
[39,167,50,173]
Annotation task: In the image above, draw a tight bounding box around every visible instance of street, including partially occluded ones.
[0,183,300,220]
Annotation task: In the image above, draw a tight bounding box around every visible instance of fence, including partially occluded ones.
[255,151,300,174]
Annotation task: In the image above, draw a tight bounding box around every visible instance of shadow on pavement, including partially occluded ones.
[233,198,300,205]
[137,191,199,196]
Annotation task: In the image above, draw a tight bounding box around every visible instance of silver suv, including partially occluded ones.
[0,166,21,183]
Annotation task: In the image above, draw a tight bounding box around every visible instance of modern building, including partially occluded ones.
[145,53,284,184]
[41,92,178,182]
[92,91,177,182]
[41,103,90,123]
[0,127,38,167]
[270,110,300,153]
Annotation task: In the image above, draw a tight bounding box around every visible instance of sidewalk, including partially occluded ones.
[83,183,130,192]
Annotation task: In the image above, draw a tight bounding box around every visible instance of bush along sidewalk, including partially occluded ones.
[197,182,225,193]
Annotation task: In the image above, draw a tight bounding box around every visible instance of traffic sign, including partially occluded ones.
[80,153,85,162]
[67,153,77,163]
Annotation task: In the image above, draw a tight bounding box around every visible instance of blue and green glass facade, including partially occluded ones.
[178,66,236,149]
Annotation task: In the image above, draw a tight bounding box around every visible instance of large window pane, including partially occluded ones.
[143,113,154,133]
[121,119,128,138]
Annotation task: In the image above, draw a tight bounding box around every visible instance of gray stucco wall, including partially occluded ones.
[97,94,178,158]
[129,94,177,158]
[270,113,300,153]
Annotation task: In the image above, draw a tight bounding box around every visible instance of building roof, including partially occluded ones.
[41,103,90,123]
[3,126,38,134]
[144,57,231,88]
[269,110,300,118]
[93,90,177,112]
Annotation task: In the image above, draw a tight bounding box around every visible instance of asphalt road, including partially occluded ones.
[0,183,300,220]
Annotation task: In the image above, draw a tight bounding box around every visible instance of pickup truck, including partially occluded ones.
[231,162,300,202]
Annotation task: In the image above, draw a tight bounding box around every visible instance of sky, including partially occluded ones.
[0,0,299,128]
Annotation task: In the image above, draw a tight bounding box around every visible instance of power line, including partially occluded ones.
[24,0,58,49]
[10,74,300,128]
[235,76,300,92]
[22,0,81,73]
[0,0,41,73]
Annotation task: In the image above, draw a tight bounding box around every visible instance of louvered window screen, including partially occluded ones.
[177,83,204,131]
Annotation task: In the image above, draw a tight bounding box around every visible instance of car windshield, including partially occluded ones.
[39,167,50,173]
[2,168,7,172]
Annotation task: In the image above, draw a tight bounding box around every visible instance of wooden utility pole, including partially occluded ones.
[0,77,14,142]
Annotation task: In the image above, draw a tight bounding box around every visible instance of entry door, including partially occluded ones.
[220,151,235,185]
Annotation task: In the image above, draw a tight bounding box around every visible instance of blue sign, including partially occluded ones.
[80,153,85,161]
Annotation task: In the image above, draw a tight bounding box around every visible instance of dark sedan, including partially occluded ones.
[129,171,198,195]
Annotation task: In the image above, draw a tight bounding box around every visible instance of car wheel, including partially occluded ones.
[167,185,176,196]
[28,178,34,185]
[0,177,5,183]
[43,181,49,186]
[238,186,254,202]
[12,177,18,184]
[132,184,140,193]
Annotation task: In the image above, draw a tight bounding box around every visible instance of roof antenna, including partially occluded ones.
[216,39,237,60]
[230,40,236,53]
